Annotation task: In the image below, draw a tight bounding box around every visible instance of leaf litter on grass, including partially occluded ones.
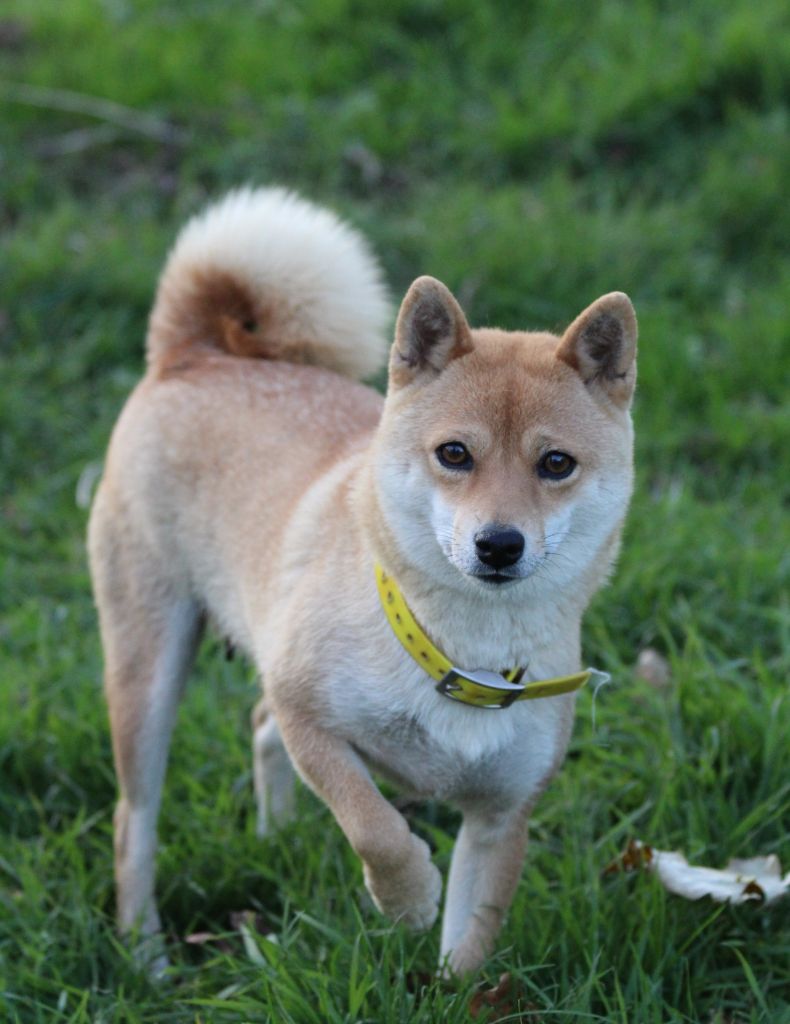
[606,839,790,905]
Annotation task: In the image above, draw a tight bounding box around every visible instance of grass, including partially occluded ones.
[1,0,788,1020]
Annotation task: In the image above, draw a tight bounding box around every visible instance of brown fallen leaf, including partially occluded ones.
[469,972,541,1022]
[470,973,513,1019]
[741,880,765,900]
[603,837,654,876]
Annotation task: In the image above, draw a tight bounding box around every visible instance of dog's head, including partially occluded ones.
[373,276,637,599]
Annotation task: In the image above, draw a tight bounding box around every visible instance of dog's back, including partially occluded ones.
[90,189,391,650]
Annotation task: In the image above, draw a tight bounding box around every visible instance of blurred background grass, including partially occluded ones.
[1,1,788,1021]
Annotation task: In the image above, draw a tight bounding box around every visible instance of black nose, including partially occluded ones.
[474,527,525,569]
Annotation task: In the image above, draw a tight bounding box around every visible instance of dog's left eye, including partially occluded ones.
[538,451,576,479]
[436,442,473,470]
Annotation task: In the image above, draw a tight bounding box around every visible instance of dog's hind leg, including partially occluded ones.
[107,595,202,973]
[90,505,202,973]
[252,697,296,838]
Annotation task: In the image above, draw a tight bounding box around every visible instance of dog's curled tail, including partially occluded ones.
[146,187,392,380]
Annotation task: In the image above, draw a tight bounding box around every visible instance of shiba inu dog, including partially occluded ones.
[88,187,637,976]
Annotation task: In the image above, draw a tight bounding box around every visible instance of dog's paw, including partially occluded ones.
[363,833,442,931]
[441,938,487,979]
[131,932,171,981]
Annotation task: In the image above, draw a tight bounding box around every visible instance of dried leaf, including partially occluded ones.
[469,973,541,1021]
[184,930,234,954]
[469,973,514,1019]
[635,648,671,689]
[606,840,789,905]
[185,931,219,945]
[603,837,653,875]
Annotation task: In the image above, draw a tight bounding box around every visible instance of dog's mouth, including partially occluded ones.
[473,571,520,587]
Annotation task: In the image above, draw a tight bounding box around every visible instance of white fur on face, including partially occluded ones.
[377,443,633,600]
[377,452,455,582]
[534,469,634,591]
[429,488,459,564]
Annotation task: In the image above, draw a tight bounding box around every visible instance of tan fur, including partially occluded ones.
[89,191,636,977]
[152,264,347,372]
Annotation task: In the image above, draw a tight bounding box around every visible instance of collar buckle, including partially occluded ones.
[437,666,526,710]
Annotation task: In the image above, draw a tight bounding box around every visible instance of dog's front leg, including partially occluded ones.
[440,805,530,976]
[275,709,442,930]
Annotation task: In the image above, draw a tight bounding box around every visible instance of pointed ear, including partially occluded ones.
[556,292,638,407]
[389,276,473,387]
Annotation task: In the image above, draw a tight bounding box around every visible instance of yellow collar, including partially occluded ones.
[375,564,593,710]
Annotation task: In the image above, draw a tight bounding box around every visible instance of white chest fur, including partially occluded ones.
[324,639,576,809]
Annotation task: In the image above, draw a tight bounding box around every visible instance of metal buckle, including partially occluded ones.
[436,666,526,710]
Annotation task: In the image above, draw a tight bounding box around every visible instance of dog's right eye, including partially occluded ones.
[436,442,473,470]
